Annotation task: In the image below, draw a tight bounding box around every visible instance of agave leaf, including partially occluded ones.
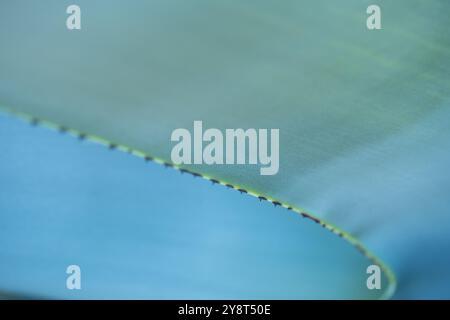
[1,0,450,298]
[0,114,387,299]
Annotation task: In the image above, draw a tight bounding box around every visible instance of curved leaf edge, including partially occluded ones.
[0,104,397,300]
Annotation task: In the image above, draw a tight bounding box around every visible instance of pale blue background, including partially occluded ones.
[0,114,377,299]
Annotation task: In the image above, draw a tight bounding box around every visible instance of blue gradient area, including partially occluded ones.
[0,114,379,299]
